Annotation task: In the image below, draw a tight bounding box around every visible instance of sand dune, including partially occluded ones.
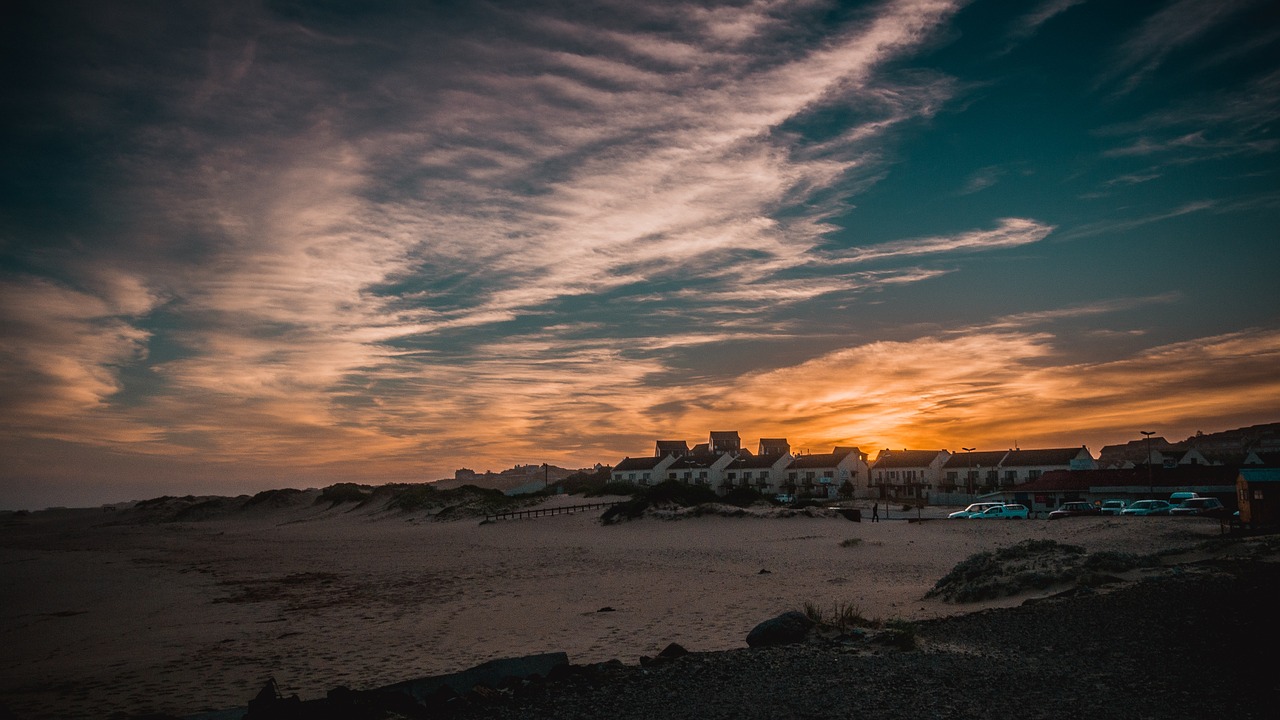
[0,493,1229,719]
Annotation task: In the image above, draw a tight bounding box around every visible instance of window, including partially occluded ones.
[823,470,834,478]
[743,471,753,480]
[1028,469,1041,480]
[947,471,958,482]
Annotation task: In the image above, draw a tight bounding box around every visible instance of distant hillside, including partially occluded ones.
[1098,421,1280,466]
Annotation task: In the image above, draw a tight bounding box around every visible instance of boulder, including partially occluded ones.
[746,611,815,647]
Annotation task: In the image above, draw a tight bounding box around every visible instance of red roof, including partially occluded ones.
[1018,465,1238,492]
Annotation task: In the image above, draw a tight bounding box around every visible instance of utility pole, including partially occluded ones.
[963,447,976,496]
[1140,431,1155,498]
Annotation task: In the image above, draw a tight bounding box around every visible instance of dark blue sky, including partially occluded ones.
[2,0,1278,508]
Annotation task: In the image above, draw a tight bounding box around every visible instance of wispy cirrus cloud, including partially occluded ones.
[1057,200,1215,240]
[1005,0,1086,44]
[830,217,1055,264]
[980,294,1181,331]
[1099,0,1261,94]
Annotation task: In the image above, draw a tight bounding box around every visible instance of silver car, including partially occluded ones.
[1099,499,1128,515]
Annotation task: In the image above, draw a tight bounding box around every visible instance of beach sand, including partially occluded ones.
[0,494,1228,719]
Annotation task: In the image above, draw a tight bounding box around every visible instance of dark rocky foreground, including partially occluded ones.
[236,557,1278,720]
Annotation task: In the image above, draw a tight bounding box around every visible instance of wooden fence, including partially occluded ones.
[483,501,622,523]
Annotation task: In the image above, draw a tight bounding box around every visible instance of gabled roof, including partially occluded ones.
[942,450,1008,469]
[655,440,689,456]
[789,448,856,469]
[1000,448,1089,467]
[728,454,786,469]
[613,456,666,472]
[873,450,945,468]
[1246,451,1280,466]
[758,438,790,455]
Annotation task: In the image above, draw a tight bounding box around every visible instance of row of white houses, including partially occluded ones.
[609,431,1099,502]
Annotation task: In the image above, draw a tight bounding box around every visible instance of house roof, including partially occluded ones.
[1000,447,1088,467]
[670,456,720,470]
[758,438,790,455]
[1247,451,1280,466]
[873,450,945,468]
[655,440,689,455]
[728,454,785,469]
[942,450,1008,469]
[1017,465,1238,492]
[789,448,856,469]
[1240,468,1280,483]
[613,456,665,472]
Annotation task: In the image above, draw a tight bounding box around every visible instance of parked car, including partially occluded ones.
[1120,500,1172,516]
[1048,501,1101,520]
[1099,499,1128,515]
[972,504,1029,519]
[948,502,1004,519]
[1169,497,1227,518]
[1169,491,1201,504]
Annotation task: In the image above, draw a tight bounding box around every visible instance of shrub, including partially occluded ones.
[801,600,873,630]
[595,481,641,497]
[927,539,1087,601]
[317,483,371,506]
[385,483,441,512]
[600,480,720,523]
[559,467,614,495]
[722,486,769,507]
[244,488,303,508]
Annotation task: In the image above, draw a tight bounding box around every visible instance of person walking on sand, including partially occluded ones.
[871,502,879,522]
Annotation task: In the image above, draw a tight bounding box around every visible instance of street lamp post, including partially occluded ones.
[1140,431,1155,497]
[963,447,976,496]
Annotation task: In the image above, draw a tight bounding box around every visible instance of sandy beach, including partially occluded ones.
[0,493,1234,719]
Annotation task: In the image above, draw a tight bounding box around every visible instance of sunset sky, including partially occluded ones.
[3,0,1278,509]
